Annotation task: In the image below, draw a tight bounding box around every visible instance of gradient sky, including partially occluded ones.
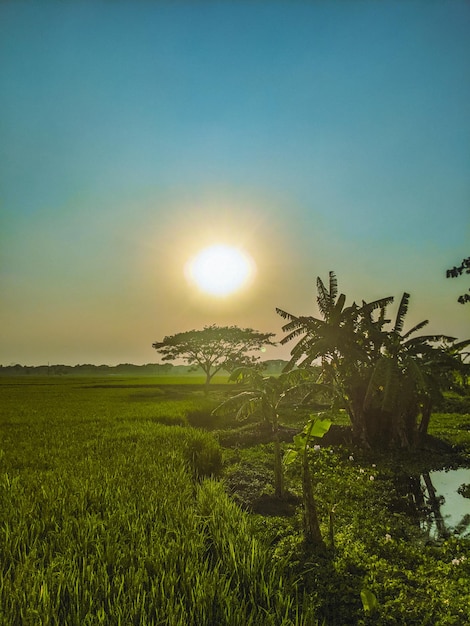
[1,1,469,366]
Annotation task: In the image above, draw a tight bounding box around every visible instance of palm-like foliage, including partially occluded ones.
[277,272,469,448]
[277,272,393,443]
[284,416,332,550]
[361,292,465,446]
[213,368,329,497]
[277,273,393,370]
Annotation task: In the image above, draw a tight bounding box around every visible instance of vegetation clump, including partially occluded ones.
[277,271,469,449]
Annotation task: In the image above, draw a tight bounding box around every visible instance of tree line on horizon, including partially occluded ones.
[0,359,289,377]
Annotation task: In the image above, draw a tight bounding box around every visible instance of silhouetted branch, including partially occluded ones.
[446,256,470,304]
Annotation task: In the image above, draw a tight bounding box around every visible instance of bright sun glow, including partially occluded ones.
[185,245,255,296]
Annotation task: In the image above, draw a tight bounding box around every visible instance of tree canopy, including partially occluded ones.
[446,256,470,304]
[152,325,276,391]
[277,271,469,448]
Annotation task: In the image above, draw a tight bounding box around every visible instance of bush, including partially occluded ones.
[180,429,223,479]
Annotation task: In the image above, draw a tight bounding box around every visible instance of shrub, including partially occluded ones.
[180,429,223,479]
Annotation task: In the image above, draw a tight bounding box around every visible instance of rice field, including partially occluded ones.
[0,377,316,625]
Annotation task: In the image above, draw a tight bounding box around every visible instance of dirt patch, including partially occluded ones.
[251,492,301,517]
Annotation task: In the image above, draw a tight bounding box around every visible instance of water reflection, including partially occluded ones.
[392,468,470,540]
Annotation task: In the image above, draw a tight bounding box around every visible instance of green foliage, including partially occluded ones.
[446,255,470,304]
[185,399,228,429]
[196,479,317,624]
[213,367,325,498]
[0,377,316,626]
[2,377,469,625]
[284,416,332,550]
[360,589,379,614]
[152,325,276,390]
[269,437,470,625]
[277,271,470,449]
[458,483,470,498]
[284,416,333,466]
[438,391,470,414]
[181,428,223,479]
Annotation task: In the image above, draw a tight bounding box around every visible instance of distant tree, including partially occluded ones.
[152,325,276,392]
[154,363,173,375]
[261,359,290,375]
[446,256,470,304]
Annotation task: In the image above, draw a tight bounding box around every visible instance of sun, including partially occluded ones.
[185,244,255,296]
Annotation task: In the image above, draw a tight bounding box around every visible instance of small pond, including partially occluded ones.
[393,467,470,540]
[421,467,470,539]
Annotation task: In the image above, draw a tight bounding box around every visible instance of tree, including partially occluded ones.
[446,256,470,304]
[213,367,321,498]
[277,272,469,448]
[152,325,276,392]
[277,272,394,446]
[360,291,467,447]
[213,367,330,498]
[284,416,332,550]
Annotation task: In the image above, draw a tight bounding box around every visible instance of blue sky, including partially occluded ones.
[1,1,469,365]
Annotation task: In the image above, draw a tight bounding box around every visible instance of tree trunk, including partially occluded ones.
[395,412,411,449]
[417,398,432,442]
[302,451,325,550]
[422,472,449,539]
[204,370,213,395]
[273,434,284,498]
[349,397,371,448]
[352,417,371,448]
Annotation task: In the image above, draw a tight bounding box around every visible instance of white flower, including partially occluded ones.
[385,533,392,542]
[372,464,376,468]
[369,475,375,481]
[359,468,365,474]
[452,556,467,565]
[313,444,321,452]
[349,455,354,461]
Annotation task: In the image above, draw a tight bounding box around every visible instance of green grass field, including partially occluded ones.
[0,377,315,625]
[1,376,469,625]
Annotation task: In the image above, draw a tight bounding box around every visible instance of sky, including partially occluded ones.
[1,1,469,366]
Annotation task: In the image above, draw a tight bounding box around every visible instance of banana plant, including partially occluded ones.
[284,416,331,549]
[213,367,329,498]
[278,272,470,448]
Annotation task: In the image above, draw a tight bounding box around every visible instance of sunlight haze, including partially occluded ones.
[0,1,469,366]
